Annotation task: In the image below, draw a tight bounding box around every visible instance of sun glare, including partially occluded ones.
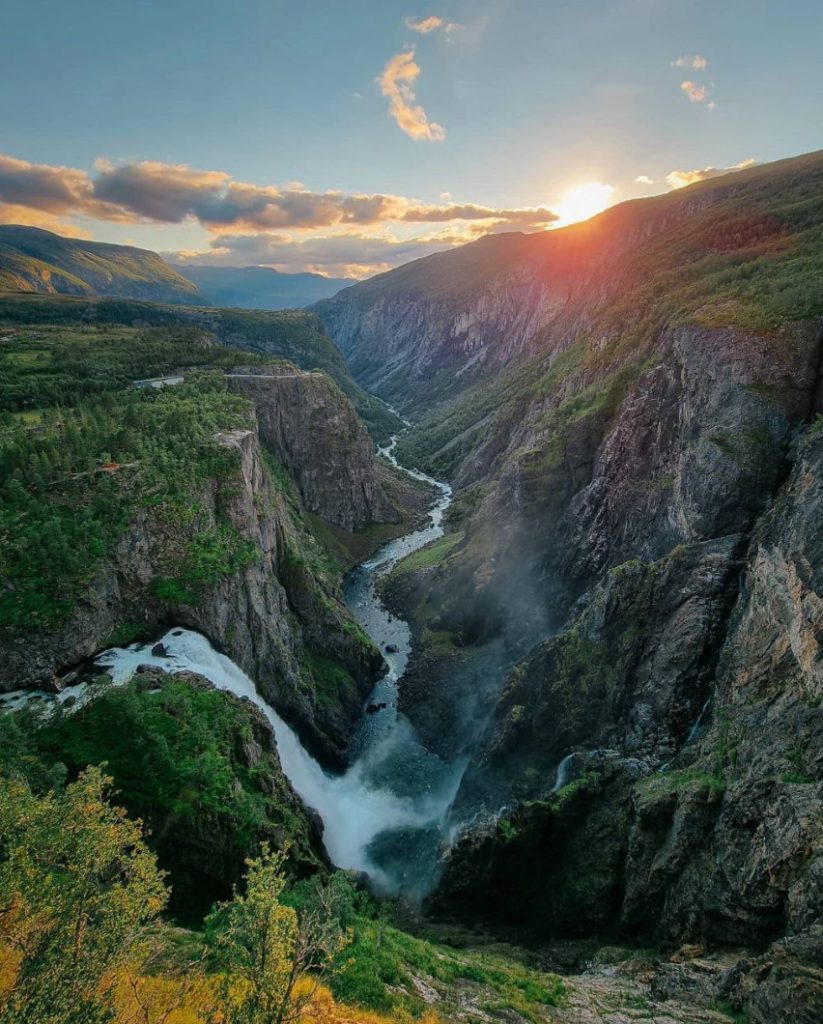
[552,182,615,227]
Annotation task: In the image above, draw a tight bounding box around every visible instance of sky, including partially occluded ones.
[1,0,821,278]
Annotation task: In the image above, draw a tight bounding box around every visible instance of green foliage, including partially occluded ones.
[0,294,401,439]
[0,373,257,630]
[207,848,351,1024]
[712,999,751,1024]
[102,621,147,647]
[0,766,167,1024]
[550,770,603,810]
[301,651,358,710]
[208,846,299,1024]
[780,744,814,784]
[0,323,262,411]
[330,909,564,1019]
[389,530,464,577]
[4,679,322,919]
[551,627,615,699]
[180,526,259,586]
[637,768,726,801]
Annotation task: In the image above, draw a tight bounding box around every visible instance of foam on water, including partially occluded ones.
[97,629,463,891]
[3,434,463,894]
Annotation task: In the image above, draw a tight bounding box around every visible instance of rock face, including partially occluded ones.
[0,422,381,768]
[316,152,823,1020]
[316,151,823,418]
[227,368,399,530]
[434,419,823,1022]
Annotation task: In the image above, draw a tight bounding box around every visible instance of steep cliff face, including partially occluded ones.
[1,420,381,767]
[226,368,400,530]
[437,424,823,1021]
[449,320,822,795]
[317,153,823,1016]
[317,151,823,417]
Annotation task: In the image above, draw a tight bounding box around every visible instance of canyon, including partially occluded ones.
[3,150,823,1022]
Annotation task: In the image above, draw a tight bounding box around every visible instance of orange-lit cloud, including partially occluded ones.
[680,80,709,103]
[0,150,559,277]
[173,230,459,278]
[378,50,446,142]
[665,158,758,190]
[0,152,561,235]
[0,202,91,238]
[0,153,126,221]
[404,14,459,34]
[671,54,708,70]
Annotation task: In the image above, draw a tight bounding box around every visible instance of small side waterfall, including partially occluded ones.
[686,698,711,744]
[552,753,576,792]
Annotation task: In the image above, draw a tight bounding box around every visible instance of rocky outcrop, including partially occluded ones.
[46,665,328,919]
[389,319,821,786]
[432,411,823,1023]
[0,423,382,768]
[227,368,400,530]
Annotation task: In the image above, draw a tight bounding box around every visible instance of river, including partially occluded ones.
[1,437,464,896]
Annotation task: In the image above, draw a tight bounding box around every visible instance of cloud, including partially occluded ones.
[635,175,654,185]
[404,14,459,33]
[92,159,231,222]
[172,230,458,278]
[0,150,559,262]
[680,80,710,104]
[665,158,758,190]
[378,50,446,141]
[671,54,707,70]
[0,153,125,222]
[402,202,556,226]
[0,202,91,238]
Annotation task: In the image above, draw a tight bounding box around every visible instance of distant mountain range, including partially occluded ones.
[172,263,350,309]
[0,225,349,309]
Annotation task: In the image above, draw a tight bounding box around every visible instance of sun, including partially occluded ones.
[552,182,615,227]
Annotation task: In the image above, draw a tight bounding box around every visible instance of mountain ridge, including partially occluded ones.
[0,224,200,304]
[0,225,351,310]
[173,262,349,309]
[317,147,823,1016]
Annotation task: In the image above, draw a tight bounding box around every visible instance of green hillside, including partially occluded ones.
[0,225,200,304]
[0,293,400,438]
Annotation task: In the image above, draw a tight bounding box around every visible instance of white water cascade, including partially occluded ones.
[2,436,463,895]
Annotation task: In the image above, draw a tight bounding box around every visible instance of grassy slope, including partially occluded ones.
[331,149,823,319]
[0,292,400,439]
[0,225,200,303]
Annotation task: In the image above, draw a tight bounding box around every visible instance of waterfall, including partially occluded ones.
[2,435,462,897]
[551,752,576,792]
